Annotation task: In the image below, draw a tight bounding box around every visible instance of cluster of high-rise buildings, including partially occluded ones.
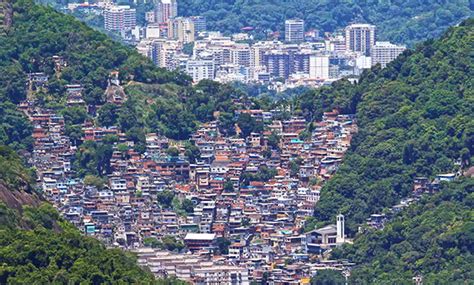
[97,1,406,89]
[68,1,406,89]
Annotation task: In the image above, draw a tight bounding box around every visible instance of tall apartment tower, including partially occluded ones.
[345,23,376,55]
[285,19,304,43]
[336,214,345,243]
[168,17,195,43]
[231,44,251,67]
[263,51,290,79]
[104,5,136,32]
[371,41,406,68]
[155,0,178,24]
[186,60,215,82]
[292,52,311,74]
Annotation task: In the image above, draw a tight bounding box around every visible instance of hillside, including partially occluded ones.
[0,1,195,283]
[179,0,473,45]
[332,178,473,283]
[0,146,189,284]
[298,19,474,233]
[296,18,474,282]
[1,0,472,282]
[0,0,246,178]
[0,0,243,148]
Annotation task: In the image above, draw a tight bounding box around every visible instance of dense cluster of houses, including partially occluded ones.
[133,247,353,284]
[19,69,360,283]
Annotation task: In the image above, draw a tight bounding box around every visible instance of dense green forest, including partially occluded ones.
[180,0,473,45]
[0,147,186,284]
[0,0,185,150]
[333,178,474,283]
[302,19,473,233]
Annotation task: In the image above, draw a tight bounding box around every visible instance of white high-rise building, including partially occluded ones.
[285,19,304,43]
[155,0,178,24]
[231,44,251,67]
[345,23,376,56]
[309,55,329,79]
[371,41,406,68]
[186,60,215,82]
[104,5,136,32]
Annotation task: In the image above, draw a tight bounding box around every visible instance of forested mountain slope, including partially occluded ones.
[180,0,473,45]
[0,0,247,181]
[298,18,474,284]
[333,178,474,284]
[298,19,473,232]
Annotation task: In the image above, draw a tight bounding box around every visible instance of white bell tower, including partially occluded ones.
[336,214,345,243]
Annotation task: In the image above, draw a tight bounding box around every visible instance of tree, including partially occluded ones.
[161,235,184,252]
[61,107,88,125]
[74,139,115,177]
[218,112,236,136]
[181,199,194,214]
[289,157,303,177]
[311,270,345,285]
[143,237,161,248]
[157,191,175,208]
[237,113,263,138]
[267,132,281,150]
[97,103,119,127]
[83,175,105,189]
[65,124,83,146]
[215,237,231,255]
[118,98,140,132]
[0,64,26,104]
[182,42,194,55]
[0,102,33,150]
[184,141,200,163]
[166,147,180,157]
[223,180,234,192]
[84,86,105,105]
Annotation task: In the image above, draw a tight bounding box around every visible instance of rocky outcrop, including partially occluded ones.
[0,183,43,212]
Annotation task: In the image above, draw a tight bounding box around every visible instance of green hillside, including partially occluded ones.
[296,18,474,282]
[302,19,473,233]
[0,0,242,151]
[333,178,473,284]
[1,0,472,282]
[0,0,246,178]
[180,0,473,45]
